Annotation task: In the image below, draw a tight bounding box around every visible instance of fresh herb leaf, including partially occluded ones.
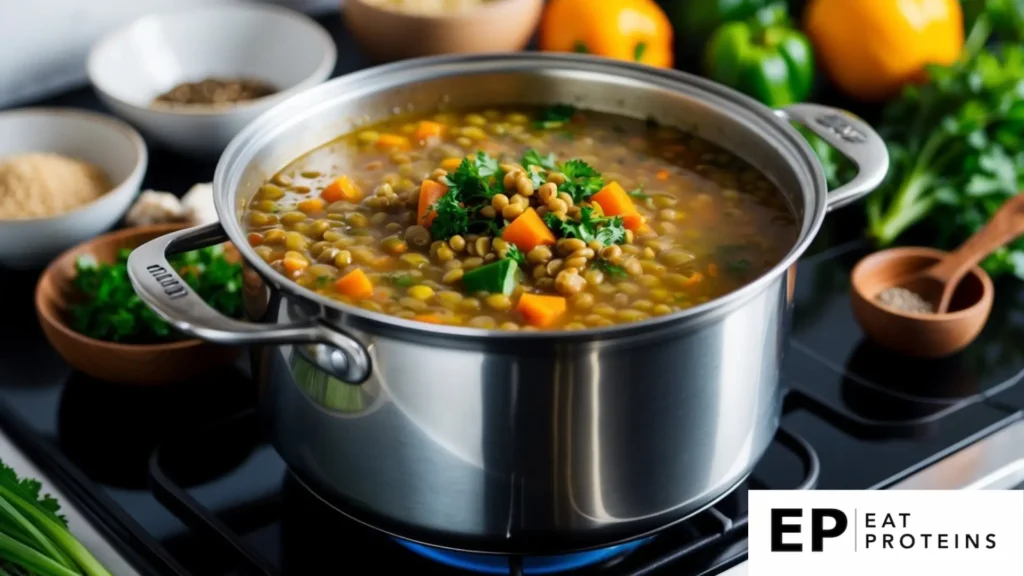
[429,193,470,240]
[634,42,647,62]
[543,206,626,245]
[525,167,546,189]
[505,244,526,266]
[573,41,589,54]
[628,186,650,199]
[442,151,500,202]
[594,216,627,246]
[535,104,576,130]
[522,149,558,171]
[486,219,505,236]
[316,275,331,287]
[431,151,506,240]
[0,461,64,528]
[521,150,558,188]
[591,258,628,279]
[727,259,752,273]
[69,246,242,344]
[558,159,604,203]
[387,273,415,288]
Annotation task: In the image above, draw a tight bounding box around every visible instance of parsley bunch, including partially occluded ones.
[865,5,1024,278]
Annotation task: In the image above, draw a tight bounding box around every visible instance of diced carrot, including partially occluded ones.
[247,233,263,247]
[414,121,445,142]
[593,182,648,230]
[681,272,704,287]
[321,175,363,203]
[297,197,324,214]
[590,182,638,217]
[417,180,449,226]
[413,314,445,324]
[707,264,718,278]
[656,170,670,181]
[622,212,647,231]
[376,133,411,151]
[502,208,556,252]
[440,157,463,172]
[517,293,567,328]
[334,269,374,299]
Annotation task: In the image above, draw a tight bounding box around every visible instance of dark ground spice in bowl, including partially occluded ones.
[152,77,277,107]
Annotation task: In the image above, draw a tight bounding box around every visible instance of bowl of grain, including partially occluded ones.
[87,3,337,159]
[0,107,147,269]
[344,0,544,63]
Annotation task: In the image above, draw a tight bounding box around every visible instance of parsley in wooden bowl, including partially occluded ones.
[35,223,244,385]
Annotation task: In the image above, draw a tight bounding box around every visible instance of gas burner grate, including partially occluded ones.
[148,410,818,576]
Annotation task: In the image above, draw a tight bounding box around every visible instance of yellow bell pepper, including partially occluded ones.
[538,0,674,69]
[805,0,964,102]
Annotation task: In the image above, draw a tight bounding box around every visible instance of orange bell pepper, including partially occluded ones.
[805,0,964,102]
[539,0,674,69]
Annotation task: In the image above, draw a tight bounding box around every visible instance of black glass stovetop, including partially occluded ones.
[3,13,1024,576]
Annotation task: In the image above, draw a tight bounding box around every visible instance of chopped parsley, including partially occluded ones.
[431,151,505,240]
[505,244,526,266]
[629,186,650,199]
[573,41,589,54]
[522,149,558,171]
[591,258,629,279]
[535,104,576,130]
[430,193,470,239]
[69,246,242,344]
[441,151,501,201]
[544,206,626,246]
[727,259,752,273]
[387,273,416,288]
[558,159,604,203]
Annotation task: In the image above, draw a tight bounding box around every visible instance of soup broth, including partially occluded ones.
[242,106,798,330]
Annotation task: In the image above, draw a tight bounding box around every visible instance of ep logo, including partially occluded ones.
[771,508,848,552]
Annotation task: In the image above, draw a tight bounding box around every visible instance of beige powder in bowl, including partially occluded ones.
[0,152,112,220]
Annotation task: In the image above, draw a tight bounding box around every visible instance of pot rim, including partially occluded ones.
[214,52,828,342]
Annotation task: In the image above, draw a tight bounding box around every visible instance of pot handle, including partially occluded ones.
[775,103,889,212]
[127,223,372,384]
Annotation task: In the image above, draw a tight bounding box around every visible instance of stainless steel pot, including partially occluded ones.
[128,54,888,554]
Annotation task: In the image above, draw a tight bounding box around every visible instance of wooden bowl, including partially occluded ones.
[849,247,994,359]
[343,0,544,63]
[35,223,241,385]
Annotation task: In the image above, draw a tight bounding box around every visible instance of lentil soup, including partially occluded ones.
[242,106,797,331]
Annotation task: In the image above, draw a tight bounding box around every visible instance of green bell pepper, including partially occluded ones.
[668,0,783,64]
[704,21,815,107]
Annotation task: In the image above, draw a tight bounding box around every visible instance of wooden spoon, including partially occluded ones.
[899,193,1024,313]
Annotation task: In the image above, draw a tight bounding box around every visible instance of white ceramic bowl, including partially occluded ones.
[0,108,147,269]
[87,3,337,159]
